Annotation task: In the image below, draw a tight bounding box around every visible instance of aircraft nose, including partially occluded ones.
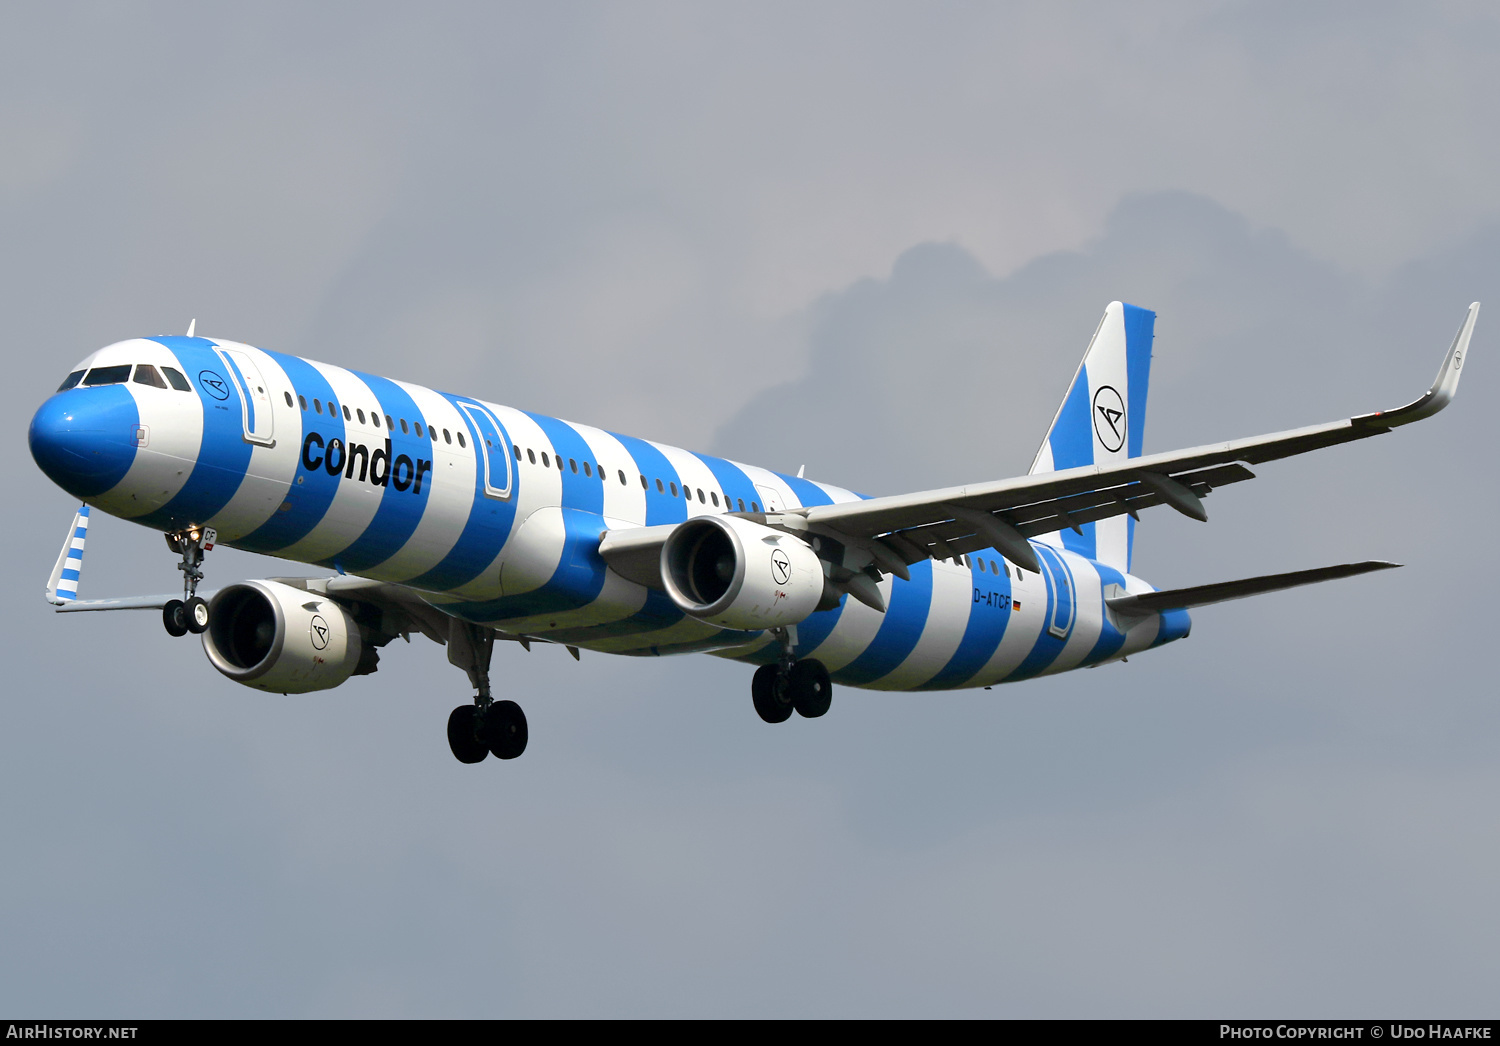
[29,388,140,499]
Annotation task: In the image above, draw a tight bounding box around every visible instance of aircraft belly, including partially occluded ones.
[801,577,894,672]
[864,560,973,691]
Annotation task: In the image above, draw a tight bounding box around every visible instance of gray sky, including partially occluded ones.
[2,2,1497,1017]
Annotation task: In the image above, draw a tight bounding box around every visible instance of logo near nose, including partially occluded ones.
[198,370,229,401]
[1092,385,1127,453]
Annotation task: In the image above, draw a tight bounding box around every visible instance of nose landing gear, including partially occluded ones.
[161,526,215,637]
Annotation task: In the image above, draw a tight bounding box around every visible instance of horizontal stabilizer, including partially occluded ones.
[55,593,217,613]
[1107,560,1400,617]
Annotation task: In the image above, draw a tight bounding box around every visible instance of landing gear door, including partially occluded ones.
[215,347,276,448]
[458,401,513,500]
[1035,544,1076,640]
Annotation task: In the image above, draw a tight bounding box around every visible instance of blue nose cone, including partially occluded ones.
[29,387,140,499]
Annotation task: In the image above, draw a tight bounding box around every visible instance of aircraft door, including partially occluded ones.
[459,401,514,499]
[215,347,276,447]
[1035,544,1076,639]
[754,484,784,513]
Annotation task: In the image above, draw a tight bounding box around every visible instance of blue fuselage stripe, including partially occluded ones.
[236,353,344,552]
[133,337,253,531]
[833,559,934,685]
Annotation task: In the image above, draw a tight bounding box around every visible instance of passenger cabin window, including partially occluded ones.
[655,478,664,493]
[737,499,745,512]
[161,367,192,392]
[513,445,521,459]
[298,395,307,410]
[314,399,324,414]
[619,470,628,485]
[283,391,294,407]
[83,364,132,386]
[57,370,85,392]
[384,414,394,429]
[343,405,352,421]
[569,458,578,473]
[399,418,408,433]
[357,408,366,424]
[711,492,719,507]
[541,451,550,467]
[750,501,759,512]
[414,422,424,438]
[371,412,380,428]
[527,449,536,464]
[132,365,168,389]
[582,461,591,477]
[669,482,678,497]
[457,430,465,447]
[442,428,451,444]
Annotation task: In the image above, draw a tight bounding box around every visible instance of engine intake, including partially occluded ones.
[203,580,368,693]
[661,515,825,630]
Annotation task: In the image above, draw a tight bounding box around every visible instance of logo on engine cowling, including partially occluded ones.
[310,615,330,650]
[770,548,792,585]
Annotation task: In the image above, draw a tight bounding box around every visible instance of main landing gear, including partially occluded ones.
[445,620,528,764]
[751,627,832,724]
[161,526,216,638]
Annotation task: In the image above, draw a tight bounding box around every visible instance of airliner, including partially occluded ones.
[28,302,1478,763]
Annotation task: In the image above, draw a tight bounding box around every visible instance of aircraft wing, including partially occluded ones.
[600,303,1475,587]
[790,302,1477,576]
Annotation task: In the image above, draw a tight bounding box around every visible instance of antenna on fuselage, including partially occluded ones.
[186,319,196,338]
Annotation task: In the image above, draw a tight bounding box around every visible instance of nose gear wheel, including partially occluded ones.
[161,526,216,637]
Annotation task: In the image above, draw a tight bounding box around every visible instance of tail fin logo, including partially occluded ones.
[1092,385,1127,452]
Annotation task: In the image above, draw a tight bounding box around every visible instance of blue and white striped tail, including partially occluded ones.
[46,504,89,605]
[1028,301,1155,573]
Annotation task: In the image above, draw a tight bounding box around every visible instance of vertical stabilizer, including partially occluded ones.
[46,504,90,605]
[1028,302,1154,572]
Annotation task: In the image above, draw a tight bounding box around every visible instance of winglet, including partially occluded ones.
[46,504,90,605]
[1356,302,1478,428]
[186,318,196,338]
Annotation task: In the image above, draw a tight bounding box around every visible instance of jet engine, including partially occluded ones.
[661,515,825,630]
[202,580,372,693]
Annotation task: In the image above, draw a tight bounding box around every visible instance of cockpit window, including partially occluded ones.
[132,364,168,389]
[161,366,192,391]
[57,370,85,392]
[82,364,133,386]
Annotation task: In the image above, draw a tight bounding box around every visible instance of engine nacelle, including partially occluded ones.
[203,580,367,694]
[661,515,825,630]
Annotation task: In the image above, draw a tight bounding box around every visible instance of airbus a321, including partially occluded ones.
[28,302,1478,763]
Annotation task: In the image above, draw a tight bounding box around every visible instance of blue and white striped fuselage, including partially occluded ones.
[30,335,1189,690]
